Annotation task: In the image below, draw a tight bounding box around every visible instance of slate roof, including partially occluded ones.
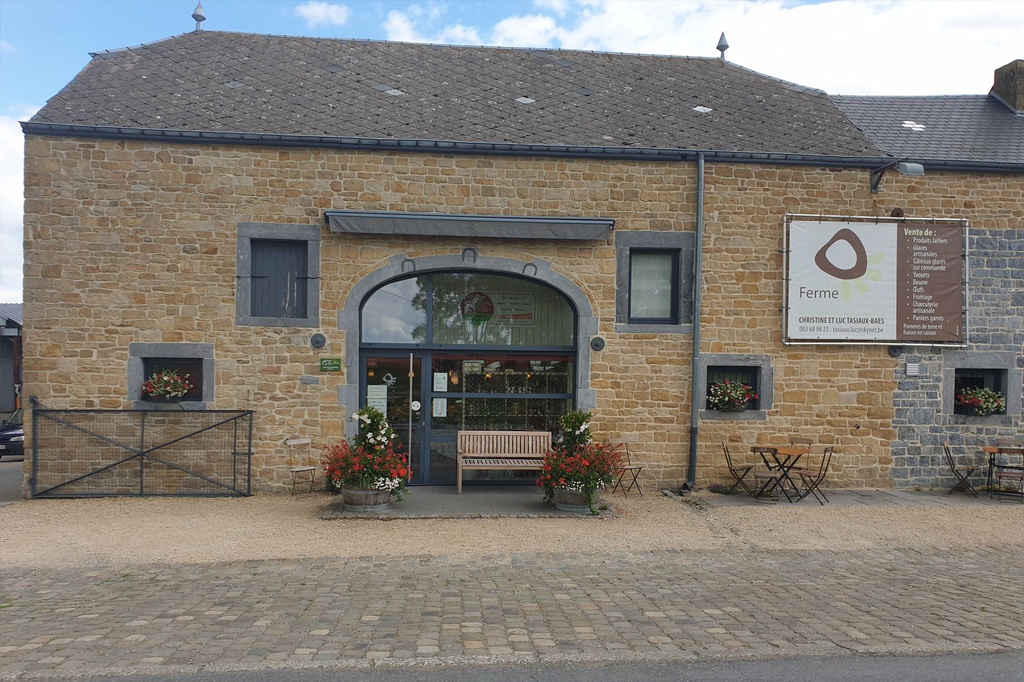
[832,95,1024,165]
[0,303,22,326]
[29,30,882,159]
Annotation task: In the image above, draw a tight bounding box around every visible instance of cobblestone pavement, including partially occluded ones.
[2,542,1023,680]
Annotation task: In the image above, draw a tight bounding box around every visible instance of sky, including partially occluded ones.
[0,0,1021,304]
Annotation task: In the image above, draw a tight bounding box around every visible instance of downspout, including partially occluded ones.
[684,153,706,490]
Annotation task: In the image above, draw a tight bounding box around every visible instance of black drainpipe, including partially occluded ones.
[684,152,705,490]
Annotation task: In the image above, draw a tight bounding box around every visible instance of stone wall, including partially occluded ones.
[698,166,1023,489]
[21,136,1024,491]
[890,227,1024,488]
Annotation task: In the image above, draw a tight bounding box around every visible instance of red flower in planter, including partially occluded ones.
[321,406,410,499]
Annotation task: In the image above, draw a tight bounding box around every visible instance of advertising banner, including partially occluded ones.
[787,220,963,343]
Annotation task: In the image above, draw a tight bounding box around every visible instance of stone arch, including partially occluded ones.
[338,252,597,434]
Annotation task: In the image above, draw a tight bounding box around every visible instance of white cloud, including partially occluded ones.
[384,9,483,45]
[378,0,1019,96]
[492,15,562,47]
[485,0,1024,96]
[295,1,350,28]
[0,107,34,304]
[0,40,14,53]
[384,10,422,42]
[417,2,445,23]
[436,24,485,46]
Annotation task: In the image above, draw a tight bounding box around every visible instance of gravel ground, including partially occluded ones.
[2,491,1022,569]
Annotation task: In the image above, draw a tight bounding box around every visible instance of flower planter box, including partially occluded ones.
[553,487,598,514]
[341,487,392,512]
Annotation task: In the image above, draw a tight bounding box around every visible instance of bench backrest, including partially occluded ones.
[457,430,551,457]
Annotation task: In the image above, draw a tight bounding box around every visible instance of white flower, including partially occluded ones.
[372,477,402,492]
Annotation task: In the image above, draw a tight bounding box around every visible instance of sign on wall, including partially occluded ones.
[319,358,342,372]
[785,217,965,344]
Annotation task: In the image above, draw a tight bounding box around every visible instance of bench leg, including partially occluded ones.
[457,462,463,495]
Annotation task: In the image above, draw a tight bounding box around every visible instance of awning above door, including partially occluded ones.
[325,210,614,241]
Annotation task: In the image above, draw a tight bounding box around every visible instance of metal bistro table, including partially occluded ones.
[751,444,809,502]
[984,444,1024,501]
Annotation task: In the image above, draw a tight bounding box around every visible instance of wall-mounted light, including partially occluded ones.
[870,159,925,193]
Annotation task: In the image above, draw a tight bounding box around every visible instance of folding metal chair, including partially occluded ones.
[797,446,835,504]
[287,437,316,494]
[751,471,781,503]
[750,445,785,502]
[610,442,642,496]
[942,442,978,497]
[722,441,754,495]
[993,445,1024,502]
[787,436,812,473]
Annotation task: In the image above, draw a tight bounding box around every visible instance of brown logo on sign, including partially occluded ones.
[814,228,867,280]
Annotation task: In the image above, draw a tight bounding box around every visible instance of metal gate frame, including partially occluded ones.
[30,400,254,497]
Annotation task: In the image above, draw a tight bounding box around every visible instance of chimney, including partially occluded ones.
[991,59,1024,114]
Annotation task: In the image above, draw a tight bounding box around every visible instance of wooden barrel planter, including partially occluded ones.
[341,487,391,512]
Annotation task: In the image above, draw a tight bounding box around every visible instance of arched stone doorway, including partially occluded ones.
[338,250,596,486]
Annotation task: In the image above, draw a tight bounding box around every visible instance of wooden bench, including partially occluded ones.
[456,430,551,494]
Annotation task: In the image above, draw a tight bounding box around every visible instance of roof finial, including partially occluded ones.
[192,2,206,31]
[717,32,729,60]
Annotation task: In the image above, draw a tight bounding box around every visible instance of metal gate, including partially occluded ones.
[30,403,254,497]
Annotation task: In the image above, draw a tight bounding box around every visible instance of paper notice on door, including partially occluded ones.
[433,372,448,392]
[432,398,447,417]
[366,385,388,413]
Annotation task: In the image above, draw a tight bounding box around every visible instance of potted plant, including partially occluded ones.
[321,406,409,511]
[141,369,194,401]
[956,386,1006,417]
[707,379,758,411]
[538,410,623,514]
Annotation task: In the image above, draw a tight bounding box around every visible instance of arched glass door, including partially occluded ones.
[360,272,577,486]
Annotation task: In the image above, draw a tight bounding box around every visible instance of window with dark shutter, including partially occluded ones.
[251,239,308,318]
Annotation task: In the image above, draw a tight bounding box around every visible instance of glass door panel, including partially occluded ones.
[425,356,459,484]
[428,352,573,487]
[365,355,424,484]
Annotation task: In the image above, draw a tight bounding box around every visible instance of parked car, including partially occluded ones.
[0,408,24,459]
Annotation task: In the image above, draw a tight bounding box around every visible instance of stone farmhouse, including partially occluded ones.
[20,27,1023,493]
